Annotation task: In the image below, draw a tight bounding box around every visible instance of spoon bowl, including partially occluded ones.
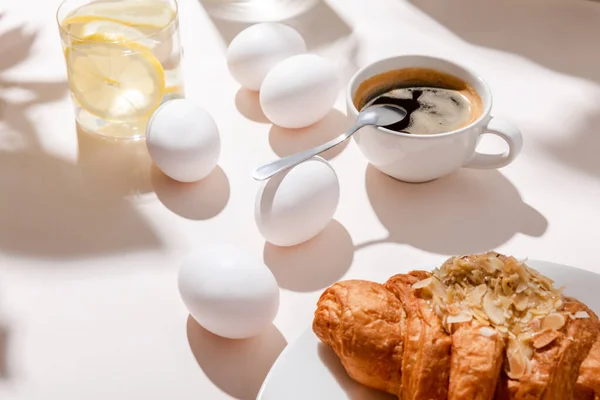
[253,104,407,181]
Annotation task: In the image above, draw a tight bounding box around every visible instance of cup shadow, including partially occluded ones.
[263,219,354,292]
[410,0,600,84]
[358,165,548,255]
[151,165,230,220]
[317,343,396,400]
[186,315,287,400]
[268,109,352,160]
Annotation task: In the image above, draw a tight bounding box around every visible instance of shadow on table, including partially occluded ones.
[0,22,163,260]
[357,166,548,255]
[0,323,9,380]
[235,88,269,124]
[0,150,163,259]
[186,316,287,400]
[203,0,359,81]
[0,19,68,150]
[318,343,396,400]
[268,109,352,160]
[263,219,354,292]
[76,125,156,198]
[410,0,600,84]
[203,0,351,49]
[409,1,600,181]
[540,108,600,180]
[151,165,230,220]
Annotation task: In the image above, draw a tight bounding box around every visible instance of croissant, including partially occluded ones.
[313,253,600,400]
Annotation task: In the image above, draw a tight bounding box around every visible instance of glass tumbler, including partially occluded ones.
[201,0,319,22]
[57,0,184,139]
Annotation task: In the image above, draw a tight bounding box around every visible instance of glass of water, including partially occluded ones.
[201,0,319,22]
[57,0,184,139]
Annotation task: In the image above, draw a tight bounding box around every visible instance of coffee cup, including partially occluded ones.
[346,55,523,183]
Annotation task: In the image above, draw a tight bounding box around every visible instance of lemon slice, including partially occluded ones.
[67,19,176,66]
[79,20,154,45]
[66,38,165,121]
[76,20,162,54]
[63,0,175,29]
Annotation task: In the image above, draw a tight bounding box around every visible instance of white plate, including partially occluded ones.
[257,260,600,400]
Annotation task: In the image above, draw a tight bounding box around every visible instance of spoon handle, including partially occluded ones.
[252,123,362,181]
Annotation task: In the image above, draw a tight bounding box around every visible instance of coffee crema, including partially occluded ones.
[353,67,483,135]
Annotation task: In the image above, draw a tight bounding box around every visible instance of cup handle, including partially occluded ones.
[464,117,523,169]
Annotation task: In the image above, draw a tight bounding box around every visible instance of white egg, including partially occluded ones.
[146,99,220,183]
[255,156,340,247]
[227,23,306,91]
[178,244,280,339]
[260,54,340,129]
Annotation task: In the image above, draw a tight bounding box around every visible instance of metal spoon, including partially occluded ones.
[252,104,407,181]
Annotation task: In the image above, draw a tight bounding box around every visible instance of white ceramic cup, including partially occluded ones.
[346,55,523,183]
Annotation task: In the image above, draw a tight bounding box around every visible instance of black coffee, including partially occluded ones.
[354,68,483,135]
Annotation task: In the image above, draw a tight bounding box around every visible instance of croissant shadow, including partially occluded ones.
[358,166,548,255]
[318,343,396,400]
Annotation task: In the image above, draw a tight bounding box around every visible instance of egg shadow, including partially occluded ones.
[151,165,230,220]
[318,343,396,400]
[268,109,352,160]
[358,165,548,255]
[263,220,354,292]
[76,124,154,198]
[235,88,269,124]
[186,316,287,400]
